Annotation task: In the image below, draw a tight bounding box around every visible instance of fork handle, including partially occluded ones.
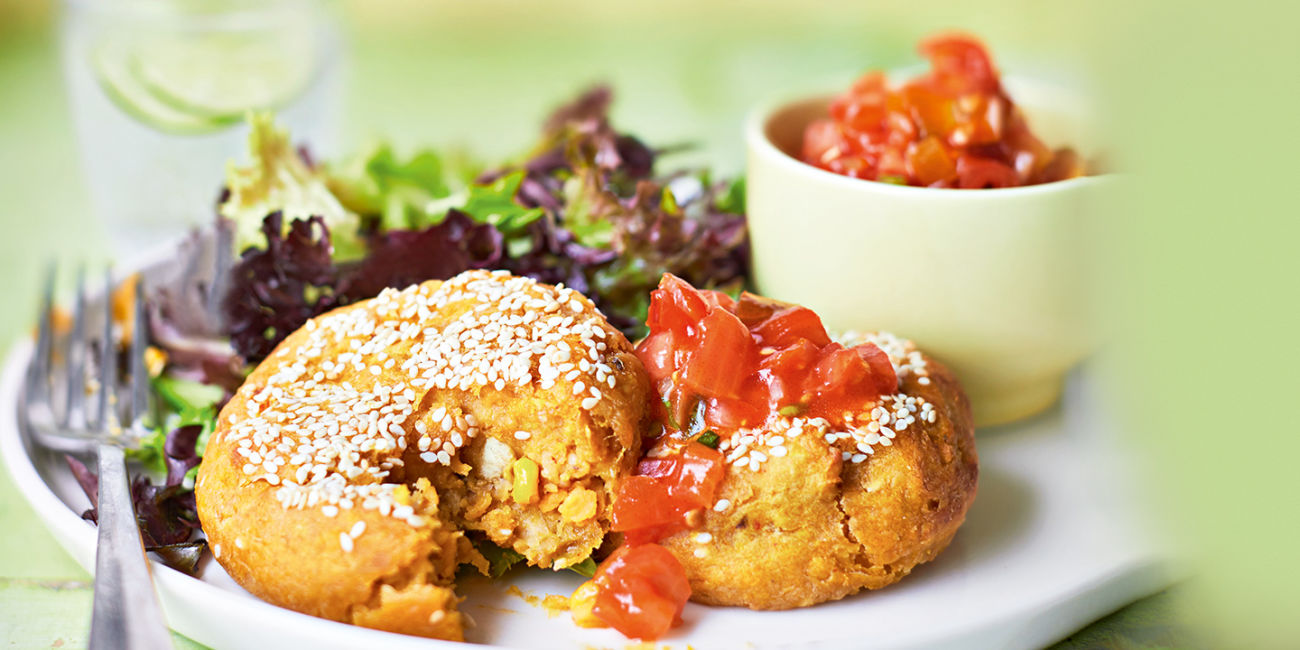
[89,443,175,650]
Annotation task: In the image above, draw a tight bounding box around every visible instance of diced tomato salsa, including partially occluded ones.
[637,274,897,433]
[802,33,1085,188]
[583,442,719,640]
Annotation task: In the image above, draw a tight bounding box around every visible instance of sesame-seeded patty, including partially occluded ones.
[196,271,648,640]
[654,333,977,610]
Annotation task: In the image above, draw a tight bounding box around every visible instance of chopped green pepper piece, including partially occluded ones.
[696,430,720,449]
[778,404,805,417]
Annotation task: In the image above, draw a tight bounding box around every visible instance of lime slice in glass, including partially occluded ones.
[92,38,242,134]
[133,28,318,117]
[91,25,318,135]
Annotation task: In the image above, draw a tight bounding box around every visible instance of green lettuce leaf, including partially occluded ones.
[457,171,545,234]
[326,142,453,232]
[567,556,597,578]
[474,539,527,578]
[128,375,223,478]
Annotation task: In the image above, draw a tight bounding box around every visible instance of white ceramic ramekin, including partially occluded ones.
[745,78,1106,427]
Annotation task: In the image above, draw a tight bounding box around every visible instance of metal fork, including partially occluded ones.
[24,266,174,650]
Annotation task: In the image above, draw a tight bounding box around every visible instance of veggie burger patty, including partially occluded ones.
[196,270,648,640]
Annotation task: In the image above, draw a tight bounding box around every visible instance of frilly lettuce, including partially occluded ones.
[219,113,365,260]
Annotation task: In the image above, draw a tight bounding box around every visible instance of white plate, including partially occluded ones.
[0,254,1172,650]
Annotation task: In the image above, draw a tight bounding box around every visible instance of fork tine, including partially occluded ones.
[96,268,117,431]
[208,220,233,321]
[25,263,56,408]
[127,276,149,428]
[63,265,88,429]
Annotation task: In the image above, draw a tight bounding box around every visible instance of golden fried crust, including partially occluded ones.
[196,273,648,639]
[840,360,976,588]
[659,354,977,610]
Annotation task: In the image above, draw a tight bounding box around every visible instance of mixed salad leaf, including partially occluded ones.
[87,86,751,577]
[219,86,749,361]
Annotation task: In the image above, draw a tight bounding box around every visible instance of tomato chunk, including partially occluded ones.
[752,306,831,349]
[646,274,710,336]
[735,291,783,327]
[804,343,898,419]
[907,136,957,186]
[614,441,725,543]
[678,308,753,400]
[592,544,691,641]
[635,329,678,385]
[854,342,900,396]
[664,442,726,507]
[956,155,1019,189]
[919,32,1000,94]
[612,476,688,535]
[758,338,821,406]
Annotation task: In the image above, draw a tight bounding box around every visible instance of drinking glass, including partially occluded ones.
[60,0,343,255]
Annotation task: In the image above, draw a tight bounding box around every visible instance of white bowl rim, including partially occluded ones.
[745,75,1111,200]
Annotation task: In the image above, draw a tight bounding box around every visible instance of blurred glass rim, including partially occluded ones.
[62,0,335,31]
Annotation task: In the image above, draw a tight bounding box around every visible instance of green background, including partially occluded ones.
[0,0,1294,647]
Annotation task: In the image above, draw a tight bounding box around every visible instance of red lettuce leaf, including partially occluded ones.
[222,213,341,362]
[65,423,207,575]
[337,210,504,301]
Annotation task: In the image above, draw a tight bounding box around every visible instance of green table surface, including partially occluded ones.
[0,6,1199,648]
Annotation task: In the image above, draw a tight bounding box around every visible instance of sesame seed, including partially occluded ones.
[339,533,354,552]
[693,548,707,558]
[713,499,731,512]
[350,521,366,538]
[694,532,713,543]
[321,505,339,517]
[514,430,532,440]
